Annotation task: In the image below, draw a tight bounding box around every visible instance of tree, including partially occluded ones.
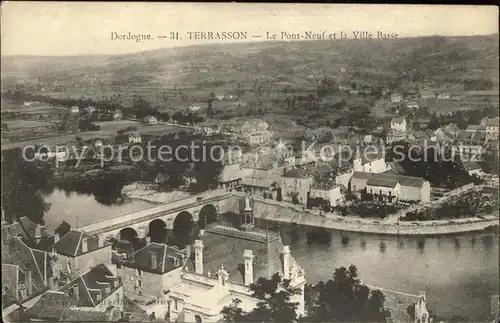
[55,221,71,237]
[221,298,245,322]
[305,265,389,322]
[1,148,52,224]
[220,273,301,322]
[427,113,441,130]
[276,187,282,202]
[207,101,214,118]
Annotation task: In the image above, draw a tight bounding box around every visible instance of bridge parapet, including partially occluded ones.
[81,189,232,236]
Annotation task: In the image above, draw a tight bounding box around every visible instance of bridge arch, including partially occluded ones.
[148,219,167,243]
[198,204,218,229]
[172,211,194,248]
[118,227,141,250]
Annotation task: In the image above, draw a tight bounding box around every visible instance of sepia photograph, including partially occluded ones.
[1,2,499,322]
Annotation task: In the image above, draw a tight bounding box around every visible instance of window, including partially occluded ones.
[138,280,143,288]
[174,299,178,310]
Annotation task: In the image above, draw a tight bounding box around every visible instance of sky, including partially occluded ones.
[1,2,498,56]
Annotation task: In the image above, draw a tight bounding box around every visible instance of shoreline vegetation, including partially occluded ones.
[230,192,499,236]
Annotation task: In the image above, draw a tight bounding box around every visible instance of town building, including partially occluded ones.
[70,106,80,114]
[385,129,406,144]
[219,152,243,189]
[118,242,188,300]
[188,104,201,112]
[465,125,486,133]
[48,230,112,282]
[391,93,402,103]
[23,264,123,321]
[391,117,407,132]
[464,161,482,176]
[167,195,306,323]
[420,91,436,100]
[94,140,103,148]
[2,237,51,308]
[113,109,123,120]
[246,130,273,146]
[85,106,96,114]
[366,176,401,203]
[144,115,158,125]
[353,150,388,174]
[239,118,270,135]
[485,117,499,141]
[1,216,54,249]
[379,173,431,203]
[280,168,314,204]
[437,92,451,100]
[406,101,419,109]
[309,182,345,207]
[454,130,486,157]
[240,153,286,197]
[128,132,142,144]
[412,291,431,323]
[403,88,420,101]
[350,172,431,202]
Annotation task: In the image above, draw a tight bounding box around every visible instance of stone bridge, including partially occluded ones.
[79,189,235,241]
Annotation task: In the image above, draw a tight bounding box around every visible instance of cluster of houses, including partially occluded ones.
[70,106,123,121]
[1,193,307,322]
[390,87,464,105]
[215,118,433,209]
[383,115,499,165]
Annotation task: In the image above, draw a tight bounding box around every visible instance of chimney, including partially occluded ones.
[150,251,157,269]
[48,276,57,290]
[243,250,254,285]
[25,270,33,295]
[244,194,253,211]
[105,306,116,322]
[283,246,291,279]
[97,233,105,247]
[71,284,79,299]
[81,236,88,253]
[194,240,204,274]
[145,236,151,244]
[185,244,191,261]
[53,232,60,244]
[34,224,42,239]
[419,290,426,302]
[106,264,118,276]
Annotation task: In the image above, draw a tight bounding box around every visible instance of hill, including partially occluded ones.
[1,35,498,106]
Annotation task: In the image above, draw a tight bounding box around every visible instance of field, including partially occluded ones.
[4,120,53,129]
[1,120,189,150]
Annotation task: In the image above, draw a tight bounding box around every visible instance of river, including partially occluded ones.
[276,222,499,321]
[42,190,499,321]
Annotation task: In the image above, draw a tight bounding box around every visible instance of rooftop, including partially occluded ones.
[1,217,51,244]
[391,117,406,124]
[283,167,313,179]
[366,177,399,188]
[121,242,187,274]
[464,161,482,171]
[48,230,109,257]
[58,264,122,308]
[186,223,301,285]
[2,238,51,308]
[486,117,499,127]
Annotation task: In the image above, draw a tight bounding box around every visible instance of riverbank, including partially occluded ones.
[229,192,499,236]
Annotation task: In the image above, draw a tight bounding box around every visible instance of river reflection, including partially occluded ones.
[42,192,498,321]
[43,189,158,230]
[273,221,499,321]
